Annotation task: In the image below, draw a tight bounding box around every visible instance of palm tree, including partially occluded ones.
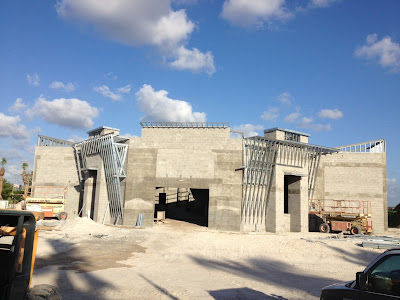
[22,162,29,190]
[0,158,6,200]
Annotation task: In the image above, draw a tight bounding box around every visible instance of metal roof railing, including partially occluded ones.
[37,135,74,147]
[140,122,230,128]
[337,139,386,153]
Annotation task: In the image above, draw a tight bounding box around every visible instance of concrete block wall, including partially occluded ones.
[314,152,387,233]
[123,127,243,230]
[266,166,309,233]
[83,155,110,224]
[124,147,158,227]
[33,147,80,217]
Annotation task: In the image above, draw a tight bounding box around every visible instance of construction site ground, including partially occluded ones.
[32,218,397,300]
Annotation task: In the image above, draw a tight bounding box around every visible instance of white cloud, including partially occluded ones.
[0,113,31,140]
[68,135,86,143]
[277,92,293,105]
[309,0,338,8]
[94,84,131,101]
[173,0,198,5]
[27,96,99,129]
[231,124,263,138]
[297,117,331,131]
[221,0,341,28]
[169,46,215,75]
[49,81,76,92]
[105,72,118,80]
[27,73,40,86]
[221,0,291,27]
[117,85,131,94]
[284,111,301,123]
[136,84,206,122]
[261,107,279,122]
[9,98,27,113]
[56,0,214,74]
[120,133,138,138]
[318,108,343,120]
[355,34,400,72]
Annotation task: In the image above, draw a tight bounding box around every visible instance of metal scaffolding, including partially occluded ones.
[241,136,336,226]
[37,135,74,147]
[73,134,129,222]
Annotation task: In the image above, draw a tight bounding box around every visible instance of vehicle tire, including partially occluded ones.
[350,225,362,235]
[26,284,62,300]
[319,223,330,233]
[57,212,68,220]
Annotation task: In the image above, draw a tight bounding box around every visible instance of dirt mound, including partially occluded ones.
[61,217,113,236]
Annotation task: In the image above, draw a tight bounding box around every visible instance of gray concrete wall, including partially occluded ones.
[123,127,243,230]
[266,166,309,233]
[82,155,110,224]
[314,152,387,234]
[32,146,80,218]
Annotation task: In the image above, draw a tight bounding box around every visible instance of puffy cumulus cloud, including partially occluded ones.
[261,107,279,122]
[0,113,31,140]
[297,117,331,131]
[136,84,206,122]
[231,124,263,138]
[221,0,291,27]
[284,111,301,123]
[94,84,131,101]
[355,34,400,72]
[318,108,343,120]
[9,98,27,113]
[56,0,214,74]
[277,92,293,105]
[49,81,76,92]
[28,96,99,129]
[169,46,215,75]
[27,73,40,86]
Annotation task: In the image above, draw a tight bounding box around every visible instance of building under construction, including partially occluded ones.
[31,123,388,233]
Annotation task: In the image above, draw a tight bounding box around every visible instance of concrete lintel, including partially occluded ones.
[284,172,308,177]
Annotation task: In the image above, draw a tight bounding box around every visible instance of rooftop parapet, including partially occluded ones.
[337,139,386,153]
[87,126,120,138]
[264,127,310,143]
[140,122,230,128]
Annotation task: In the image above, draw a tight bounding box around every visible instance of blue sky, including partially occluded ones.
[1,0,399,205]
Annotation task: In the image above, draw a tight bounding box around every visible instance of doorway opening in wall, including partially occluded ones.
[154,187,209,227]
[89,171,97,220]
[284,175,301,214]
[78,170,98,221]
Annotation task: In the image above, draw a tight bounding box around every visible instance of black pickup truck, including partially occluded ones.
[321,249,400,299]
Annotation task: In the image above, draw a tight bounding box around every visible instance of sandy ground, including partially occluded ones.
[31,218,395,300]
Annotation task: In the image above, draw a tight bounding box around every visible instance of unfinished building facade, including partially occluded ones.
[32,123,387,233]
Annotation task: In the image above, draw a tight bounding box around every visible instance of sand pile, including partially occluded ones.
[60,217,118,237]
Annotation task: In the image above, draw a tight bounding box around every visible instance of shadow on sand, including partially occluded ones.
[189,255,339,298]
[34,238,114,299]
[209,287,288,300]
